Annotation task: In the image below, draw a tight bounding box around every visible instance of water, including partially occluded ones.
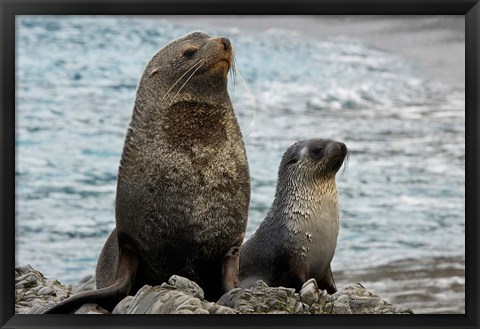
[16,16,465,313]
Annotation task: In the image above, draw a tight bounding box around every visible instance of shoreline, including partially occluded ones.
[335,254,465,314]
[38,254,464,314]
[149,15,465,91]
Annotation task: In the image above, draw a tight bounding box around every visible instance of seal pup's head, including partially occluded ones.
[138,31,234,107]
[278,139,347,191]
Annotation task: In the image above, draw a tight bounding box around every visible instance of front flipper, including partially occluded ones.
[221,246,240,293]
[44,245,139,314]
[317,265,337,294]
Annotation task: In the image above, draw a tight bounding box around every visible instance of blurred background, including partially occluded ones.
[16,15,465,313]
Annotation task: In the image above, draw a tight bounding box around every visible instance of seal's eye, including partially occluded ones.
[182,48,197,59]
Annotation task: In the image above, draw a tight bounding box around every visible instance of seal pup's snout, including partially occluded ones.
[339,142,347,157]
[305,139,347,173]
[330,141,347,173]
[326,140,347,157]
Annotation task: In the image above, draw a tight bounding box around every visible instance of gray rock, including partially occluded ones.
[331,294,353,314]
[15,264,72,314]
[300,278,320,306]
[113,276,236,314]
[75,303,109,314]
[322,284,413,314]
[25,304,51,314]
[37,287,54,296]
[217,280,299,314]
[112,296,134,314]
[72,274,96,294]
[394,306,414,314]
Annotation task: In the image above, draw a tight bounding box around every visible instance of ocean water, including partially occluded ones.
[16,16,465,311]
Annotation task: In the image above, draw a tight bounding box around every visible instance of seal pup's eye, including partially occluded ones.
[182,48,197,59]
[309,146,323,158]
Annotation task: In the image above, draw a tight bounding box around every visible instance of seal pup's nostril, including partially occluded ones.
[221,37,231,51]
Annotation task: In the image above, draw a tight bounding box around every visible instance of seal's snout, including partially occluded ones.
[213,37,231,52]
[220,37,231,51]
[200,36,232,75]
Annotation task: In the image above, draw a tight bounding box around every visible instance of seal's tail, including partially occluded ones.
[44,247,139,314]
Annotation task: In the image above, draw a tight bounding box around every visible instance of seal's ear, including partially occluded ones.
[149,67,160,78]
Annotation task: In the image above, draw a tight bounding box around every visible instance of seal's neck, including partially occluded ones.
[118,89,236,176]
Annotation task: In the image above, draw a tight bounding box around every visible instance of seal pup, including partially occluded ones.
[45,31,250,313]
[239,139,347,294]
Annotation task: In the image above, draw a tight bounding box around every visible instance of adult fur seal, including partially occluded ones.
[45,31,250,313]
[239,139,347,294]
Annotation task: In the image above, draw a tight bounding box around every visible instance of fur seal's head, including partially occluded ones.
[279,139,347,185]
[138,31,234,106]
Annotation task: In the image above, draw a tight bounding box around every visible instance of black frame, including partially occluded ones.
[1,1,478,329]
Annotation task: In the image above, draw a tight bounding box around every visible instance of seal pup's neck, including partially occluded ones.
[271,176,339,224]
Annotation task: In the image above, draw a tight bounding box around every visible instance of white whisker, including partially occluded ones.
[235,67,256,137]
[169,61,205,105]
[161,59,204,102]
[341,153,349,178]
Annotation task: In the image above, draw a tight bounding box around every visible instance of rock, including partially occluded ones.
[72,274,96,294]
[331,294,352,314]
[394,306,414,314]
[112,296,134,314]
[15,265,414,315]
[37,287,54,296]
[15,264,72,314]
[217,280,299,314]
[300,278,320,306]
[75,303,109,314]
[166,275,204,299]
[113,276,236,314]
[323,283,412,314]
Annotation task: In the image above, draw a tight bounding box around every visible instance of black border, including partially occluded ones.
[1,1,479,329]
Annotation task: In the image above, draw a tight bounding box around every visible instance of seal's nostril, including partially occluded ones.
[221,37,231,51]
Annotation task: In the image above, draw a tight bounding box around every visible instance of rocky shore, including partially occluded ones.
[15,264,413,315]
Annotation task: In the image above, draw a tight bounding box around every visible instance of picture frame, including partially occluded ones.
[1,1,478,328]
